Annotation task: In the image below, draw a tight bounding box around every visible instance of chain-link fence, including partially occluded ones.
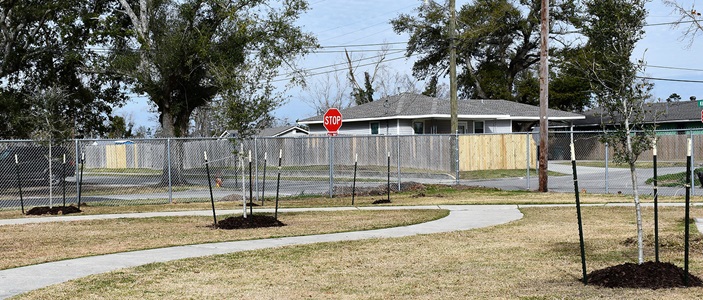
[1,130,702,211]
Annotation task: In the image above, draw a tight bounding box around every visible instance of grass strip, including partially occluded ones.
[0,209,447,270]
[18,206,703,299]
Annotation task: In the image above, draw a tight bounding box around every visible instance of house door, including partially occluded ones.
[458,121,468,134]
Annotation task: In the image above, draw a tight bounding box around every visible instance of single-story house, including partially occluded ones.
[571,99,703,134]
[255,126,309,137]
[298,93,585,135]
[218,126,309,139]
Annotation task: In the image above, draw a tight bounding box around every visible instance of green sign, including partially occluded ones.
[698,100,703,107]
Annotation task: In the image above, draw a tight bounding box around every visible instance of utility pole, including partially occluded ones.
[538,0,549,192]
[449,0,458,134]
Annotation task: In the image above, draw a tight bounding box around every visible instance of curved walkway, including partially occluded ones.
[0,205,522,299]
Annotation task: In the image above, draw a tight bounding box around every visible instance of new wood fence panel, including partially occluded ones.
[459,134,536,171]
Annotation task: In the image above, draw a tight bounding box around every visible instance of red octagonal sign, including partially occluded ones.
[323,108,343,135]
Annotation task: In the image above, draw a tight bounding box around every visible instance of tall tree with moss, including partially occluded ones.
[103,0,316,138]
[0,0,126,139]
[580,0,653,264]
[390,0,588,110]
[101,0,315,182]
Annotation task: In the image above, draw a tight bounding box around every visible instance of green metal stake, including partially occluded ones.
[77,153,84,210]
[653,140,659,263]
[248,150,253,216]
[571,143,587,285]
[352,154,358,206]
[15,154,24,214]
[205,151,217,227]
[275,149,282,220]
[261,152,267,206]
[685,138,692,286]
[387,152,391,203]
[62,154,66,208]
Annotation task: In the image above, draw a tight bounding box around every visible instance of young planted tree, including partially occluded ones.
[580,0,653,264]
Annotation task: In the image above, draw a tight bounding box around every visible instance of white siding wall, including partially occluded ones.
[307,119,512,135]
[398,119,414,135]
[307,120,412,135]
[485,120,512,133]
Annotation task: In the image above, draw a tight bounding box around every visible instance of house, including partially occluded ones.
[255,126,309,137]
[298,93,585,135]
[571,99,703,134]
[218,126,309,139]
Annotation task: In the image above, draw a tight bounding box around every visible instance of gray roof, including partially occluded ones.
[255,126,309,137]
[574,100,702,126]
[299,93,584,123]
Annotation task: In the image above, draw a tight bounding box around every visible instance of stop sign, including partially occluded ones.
[323,108,343,134]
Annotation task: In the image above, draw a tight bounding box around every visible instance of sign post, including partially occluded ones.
[323,108,343,136]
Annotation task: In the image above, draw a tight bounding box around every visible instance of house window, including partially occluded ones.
[413,121,424,134]
[370,122,380,135]
[474,121,484,134]
[458,121,468,134]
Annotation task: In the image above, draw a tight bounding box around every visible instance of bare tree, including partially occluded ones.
[664,0,703,47]
[303,69,351,115]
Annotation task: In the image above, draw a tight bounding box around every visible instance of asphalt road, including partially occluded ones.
[1,163,699,209]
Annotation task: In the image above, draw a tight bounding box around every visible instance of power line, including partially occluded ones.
[638,76,703,83]
[277,50,407,77]
[644,64,703,72]
[272,54,414,83]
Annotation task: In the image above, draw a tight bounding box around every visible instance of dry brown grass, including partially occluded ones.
[0,186,699,219]
[18,206,703,299]
[0,209,446,270]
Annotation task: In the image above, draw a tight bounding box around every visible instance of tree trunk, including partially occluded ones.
[624,100,644,264]
[160,111,188,185]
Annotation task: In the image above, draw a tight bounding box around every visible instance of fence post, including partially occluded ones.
[397,135,401,192]
[527,132,531,190]
[691,131,695,195]
[166,138,172,204]
[254,137,259,203]
[75,139,80,201]
[455,131,460,185]
[329,136,333,198]
[605,142,609,194]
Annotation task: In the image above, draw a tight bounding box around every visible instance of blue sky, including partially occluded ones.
[114,0,703,130]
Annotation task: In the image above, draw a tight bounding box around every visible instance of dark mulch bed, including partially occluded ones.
[587,261,703,289]
[371,199,391,204]
[25,205,82,216]
[215,214,285,230]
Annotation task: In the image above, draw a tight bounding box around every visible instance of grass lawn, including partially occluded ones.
[16,206,703,299]
[644,168,703,187]
[0,209,447,270]
[1,184,702,219]
[459,168,563,180]
[559,161,686,168]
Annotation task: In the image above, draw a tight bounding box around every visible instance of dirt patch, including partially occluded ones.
[220,194,244,202]
[25,205,82,216]
[371,199,391,204]
[215,214,285,230]
[587,261,703,289]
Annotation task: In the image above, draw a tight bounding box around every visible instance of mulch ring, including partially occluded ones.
[25,205,82,216]
[215,214,285,230]
[371,199,391,204]
[587,261,703,289]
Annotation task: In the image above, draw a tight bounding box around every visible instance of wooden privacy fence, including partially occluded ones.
[458,134,536,171]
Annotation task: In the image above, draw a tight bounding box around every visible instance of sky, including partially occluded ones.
[113,0,703,132]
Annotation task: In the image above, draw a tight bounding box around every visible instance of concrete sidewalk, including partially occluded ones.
[0,205,522,299]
